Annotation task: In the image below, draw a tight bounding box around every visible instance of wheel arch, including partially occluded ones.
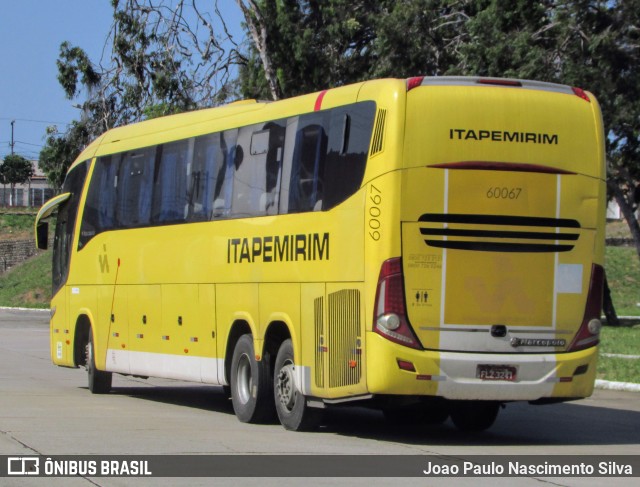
[263,320,292,369]
[72,312,94,368]
[223,319,253,385]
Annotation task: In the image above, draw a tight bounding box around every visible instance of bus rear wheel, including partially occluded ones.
[86,329,112,394]
[449,400,500,432]
[274,339,322,431]
[230,334,275,423]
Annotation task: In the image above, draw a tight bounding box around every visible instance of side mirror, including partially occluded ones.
[36,221,49,250]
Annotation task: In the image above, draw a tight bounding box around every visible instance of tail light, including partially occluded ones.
[572,87,591,102]
[567,264,604,352]
[373,258,421,349]
[407,77,425,91]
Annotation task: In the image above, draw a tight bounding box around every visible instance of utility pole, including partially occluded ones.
[10,120,15,155]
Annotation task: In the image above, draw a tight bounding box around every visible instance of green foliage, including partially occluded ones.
[372,0,468,78]
[40,0,242,187]
[0,213,35,237]
[57,41,101,99]
[598,326,640,383]
[0,154,34,187]
[459,0,559,80]
[39,123,90,189]
[238,0,386,99]
[597,353,640,384]
[605,246,640,316]
[0,251,52,309]
[600,325,640,356]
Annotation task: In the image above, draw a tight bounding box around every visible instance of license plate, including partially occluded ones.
[476,364,517,381]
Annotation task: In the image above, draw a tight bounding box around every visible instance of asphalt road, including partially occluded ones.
[0,308,638,487]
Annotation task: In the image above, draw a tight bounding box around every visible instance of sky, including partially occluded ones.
[0,0,244,161]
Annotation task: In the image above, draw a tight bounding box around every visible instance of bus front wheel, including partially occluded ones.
[274,339,322,431]
[86,329,112,394]
[230,334,275,423]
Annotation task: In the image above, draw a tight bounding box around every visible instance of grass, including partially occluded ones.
[597,326,640,384]
[0,250,51,308]
[605,246,640,316]
[0,211,36,240]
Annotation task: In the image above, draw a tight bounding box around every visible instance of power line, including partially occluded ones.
[15,140,45,148]
[0,117,69,125]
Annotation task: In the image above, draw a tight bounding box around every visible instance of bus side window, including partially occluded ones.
[232,124,265,217]
[79,155,117,247]
[323,101,376,210]
[286,114,328,213]
[230,120,286,218]
[212,129,237,219]
[263,121,285,216]
[152,139,192,224]
[190,133,221,222]
[117,147,156,228]
[54,161,88,289]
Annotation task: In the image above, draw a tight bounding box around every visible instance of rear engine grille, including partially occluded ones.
[314,296,325,388]
[328,289,362,388]
[419,213,580,253]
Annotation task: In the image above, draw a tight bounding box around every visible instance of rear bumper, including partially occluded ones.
[366,332,597,401]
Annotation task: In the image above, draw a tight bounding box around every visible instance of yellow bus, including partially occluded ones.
[35,77,606,432]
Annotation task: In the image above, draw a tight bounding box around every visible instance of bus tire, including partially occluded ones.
[449,400,500,432]
[86,329,112,394]
[230,334,275,423]
[274,339,322,431]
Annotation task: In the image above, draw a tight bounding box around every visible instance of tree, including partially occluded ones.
[372,0,469,78]
[40,0,245,185]
[0,154,34,206]
[557,0,640,262]
[38,123,90,190]
[457,0,560,79]
[58,0,245,129]
[236,0,387,99]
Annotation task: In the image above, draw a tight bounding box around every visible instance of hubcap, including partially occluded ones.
[276,360,296,412]
[236,353,252,405]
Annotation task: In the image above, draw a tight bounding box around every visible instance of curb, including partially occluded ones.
[595,379,640,393]
[0,306,49,312]
[601,353,640,359]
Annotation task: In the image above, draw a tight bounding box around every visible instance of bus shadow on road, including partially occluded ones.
[99,383,640,447]
[105,383,236,416]
[320,400,640,447]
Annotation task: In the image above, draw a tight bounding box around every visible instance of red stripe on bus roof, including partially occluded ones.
[314,90,328,111]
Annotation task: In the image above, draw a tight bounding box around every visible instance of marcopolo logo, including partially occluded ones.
[8,457,39,475]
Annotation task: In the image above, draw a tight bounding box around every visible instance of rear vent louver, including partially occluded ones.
[328,289,362,388]
[370,109,387,156]
[419,214,580,253]
[314,296,325,388]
